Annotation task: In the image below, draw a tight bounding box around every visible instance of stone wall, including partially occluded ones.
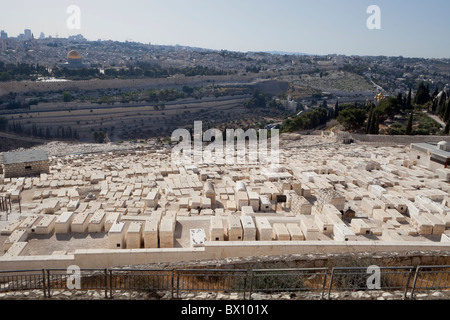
[349,133,450,145]
[1,241,450,271]
[3,160,50,178]
[138,250,450,271]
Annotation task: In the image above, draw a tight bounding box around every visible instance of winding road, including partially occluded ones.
[423,111,445,128]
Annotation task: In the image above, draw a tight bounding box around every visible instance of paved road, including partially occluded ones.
[423,111,445,128]
[0,131,48,144]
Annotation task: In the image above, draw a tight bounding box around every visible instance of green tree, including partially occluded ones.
[337,108,367,131]
[245,90,269,109]
[397,92,404,110]
[368,110,380,134]
[406,88,412,109]
[93,131,106,143]
[377,97,401,119]
[406,112,413,135]
[62,91,73,102]
[334,100,339,118]
[366,104,374,134]
[443,100,450,123]
[281,107,330,132]
[45,127,51,139]
[414,82,430,105]
[0,72,12,82]
[432,87,439,99]
[437,92,448,118]
[0,116,8,131]
[182,86,195,95]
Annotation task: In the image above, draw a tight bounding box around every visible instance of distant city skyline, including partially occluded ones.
[1,0,450,58]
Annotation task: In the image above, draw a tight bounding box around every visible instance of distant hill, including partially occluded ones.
[266,51,309,56]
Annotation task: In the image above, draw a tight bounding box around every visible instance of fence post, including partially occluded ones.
[176,269,180,299]
[104,268,108,299]
[403,267,414,300]
[41,269,47,298]
[46,269,51,298]
[327,268,335,300]
[109,269,113,299]
[320,269,328,300]
[171,269,175,300]
[409,266,421,299]
[248,269,254,300]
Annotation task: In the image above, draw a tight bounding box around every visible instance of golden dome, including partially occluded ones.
[374,92,385,102]
[67,50,81,60]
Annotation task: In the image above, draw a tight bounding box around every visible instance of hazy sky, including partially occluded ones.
[1,0,449,58]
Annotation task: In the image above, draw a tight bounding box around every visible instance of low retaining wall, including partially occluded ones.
[1,241,450,271]
[350,134,450,145]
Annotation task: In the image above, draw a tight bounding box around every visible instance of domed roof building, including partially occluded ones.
[58,50,88,69]
[67,50,82,60]
[374,92,385,103]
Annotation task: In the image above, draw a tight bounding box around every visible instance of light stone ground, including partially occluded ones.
[0,134,449,258]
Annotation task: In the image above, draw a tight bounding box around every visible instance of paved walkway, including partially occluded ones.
[423,111,445,128]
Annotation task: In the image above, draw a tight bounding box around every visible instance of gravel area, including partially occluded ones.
[7,140,154,158]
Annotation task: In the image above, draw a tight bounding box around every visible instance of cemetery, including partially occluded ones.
[0,134,449,270]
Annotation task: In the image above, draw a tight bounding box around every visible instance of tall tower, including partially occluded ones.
[24,29,32,41]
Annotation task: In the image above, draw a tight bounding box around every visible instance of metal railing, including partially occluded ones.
[250,268,328,299]
[0,269,47,297]
[410,265,450,298]
[109,268,174,299]
[0,265,448,299]
[46,268,108,298]
[327,266,415,299]
[176,269,249,299]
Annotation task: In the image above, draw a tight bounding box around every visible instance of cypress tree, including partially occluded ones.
[397,93,403,109]
[374,113,380,134]
[432,87,439,99]
[444,100,450,123]
[366,105,374,134]
[431,98,438,114]
[415,82,430,105]
[437,92,447,118]
[406,112,413,135]
[32,123,38,136]
[369,110,379,134]
[406,88,412,109]
[335,100,340,118]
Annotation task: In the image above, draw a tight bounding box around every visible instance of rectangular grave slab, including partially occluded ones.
[240,216,256,241]
[108,222,126,249]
